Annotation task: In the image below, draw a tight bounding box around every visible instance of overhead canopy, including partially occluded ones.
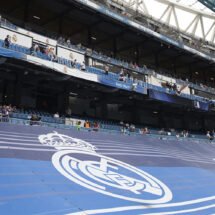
[117,0,215,43]
[1,0,215,84]
[198,0,215,13]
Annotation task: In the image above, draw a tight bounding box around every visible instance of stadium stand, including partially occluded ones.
[0,26,213,106]
[0,104,214,142]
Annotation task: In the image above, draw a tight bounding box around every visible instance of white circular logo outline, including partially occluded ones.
[52,149,173,204]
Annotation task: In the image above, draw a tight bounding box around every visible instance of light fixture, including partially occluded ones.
[33,16,40,20]
[91,36,97,40]
[70,92,78,96]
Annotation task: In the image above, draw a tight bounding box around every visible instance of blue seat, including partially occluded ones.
[10,44,15,51]
[0,40,3,47]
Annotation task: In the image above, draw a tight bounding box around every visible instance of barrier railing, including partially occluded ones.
[0,116,213,143]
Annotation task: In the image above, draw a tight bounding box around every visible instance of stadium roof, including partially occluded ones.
[1,0,215,82]
[176,0,214,13]
[198,0,215,13]
[120,0,215,43]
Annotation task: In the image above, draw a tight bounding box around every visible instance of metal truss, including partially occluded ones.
[106,0,215,44]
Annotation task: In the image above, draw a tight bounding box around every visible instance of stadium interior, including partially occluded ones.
[1,0,215,134]
[1,0,215,214]
[0,0,215,132]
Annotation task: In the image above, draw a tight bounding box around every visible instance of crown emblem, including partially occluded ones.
[38,131,96,152]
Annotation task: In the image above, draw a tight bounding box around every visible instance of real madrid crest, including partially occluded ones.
[69,52,74,60]
[38,132,172,204]
[64,66,67,73]
[12,34,17,43]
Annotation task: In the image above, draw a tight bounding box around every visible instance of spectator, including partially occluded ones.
[167,129,172,136]
[52,54,58,62]
[120,121,125,133]
[31,44,40,56]
[30,114,41,126]
[139,128,144,135]
[0,104,16,122]
[124,122,130,135]
[143,127,150,134]
[84,120,91,129]
[81,61,86,71]
[181,130,189,138]
[93,121,99,132]
[125,122,129,129]
[206,131,214,141]
[129,124,135,132]
[132,80,138,91]
[119,120,124,127]
[206,131,211,140]
[104,65,109,75]
[76,121,81,131]
[66,39,71,47]
[54,112,59,118]
[48,47,55,60]
[119,68,125,81]
[1,107,9,122]
[72,59,77,68]
[4,35,11,48]
[159,128,166,135]
[44,46,49,55]
[57,36,64,44]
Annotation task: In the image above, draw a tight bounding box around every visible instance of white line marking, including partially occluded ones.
[97,149,210,162]
[0,137,38,142]
[0,145,214,164]
[0,146,56,152]
[140,204,215,215]
[67,196,215,215]
[0,130,37,136]
[0,140,211,162]
[102,153,215,164]
[0,141,51,147]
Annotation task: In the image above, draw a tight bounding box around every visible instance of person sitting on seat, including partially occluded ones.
[72,59,77,68]
[104,65,109,75]
[143,127,150,134]
[206,131,214,141]
[54,112,59,118]
[30,114,41,126]
[119,68,125,81]
[30,44,40,56]
[84,120,90,129]
[81,61,86,71]
[93,121,99,132]
[76,121,81,131]
[4,35,11,48]
[129,124,135,132]
[159,128,166,135]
